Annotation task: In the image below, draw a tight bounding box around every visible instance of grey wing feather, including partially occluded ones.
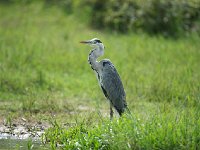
[100,60,127,114]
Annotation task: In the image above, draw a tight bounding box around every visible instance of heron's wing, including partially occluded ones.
[100,60,127,114]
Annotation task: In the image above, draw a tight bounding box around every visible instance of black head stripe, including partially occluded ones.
[95,39,102,43]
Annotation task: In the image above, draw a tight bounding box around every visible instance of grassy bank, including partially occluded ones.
[0,1,199,149]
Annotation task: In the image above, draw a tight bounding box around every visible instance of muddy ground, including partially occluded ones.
[0,117,50,140]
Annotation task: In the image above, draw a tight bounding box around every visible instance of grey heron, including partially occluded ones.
[80,38,128,119]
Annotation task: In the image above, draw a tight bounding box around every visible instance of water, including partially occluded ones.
[0,133,48,150]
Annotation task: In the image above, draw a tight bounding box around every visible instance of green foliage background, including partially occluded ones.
[85,0,200,36]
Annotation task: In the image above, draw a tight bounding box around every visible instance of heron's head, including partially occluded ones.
[80,38,104,49]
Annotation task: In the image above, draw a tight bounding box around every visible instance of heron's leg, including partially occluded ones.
[110,104,114,120]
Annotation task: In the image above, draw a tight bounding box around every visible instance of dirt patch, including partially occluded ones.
[0,117,50,140]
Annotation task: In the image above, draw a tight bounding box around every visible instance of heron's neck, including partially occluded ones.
[88,46,104,71]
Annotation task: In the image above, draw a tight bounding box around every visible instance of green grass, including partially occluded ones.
[0,1,199,149]
[44,111,199,149]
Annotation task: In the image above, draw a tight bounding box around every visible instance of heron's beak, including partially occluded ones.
[80,40,91,44]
